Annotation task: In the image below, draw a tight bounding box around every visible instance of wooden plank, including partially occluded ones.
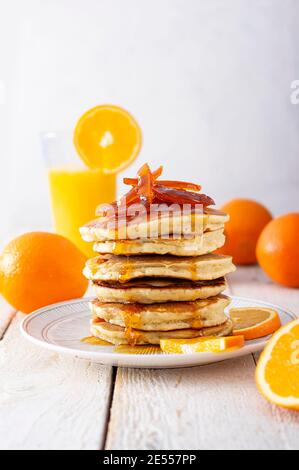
[229,265,299,450]
[0,296,16,339]
[105,267,299,450]
[106,355,299,450]
[0,313,113,450]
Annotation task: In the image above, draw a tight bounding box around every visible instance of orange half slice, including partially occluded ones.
[160,336,244,354]
[230,307,281,340]
[256,318,299,410]
[74,105,142,173]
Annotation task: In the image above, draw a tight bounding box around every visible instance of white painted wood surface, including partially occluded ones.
[106,355,299,450]
[0,267,299,450]
[0,313,113,450]
[106,267,299,451]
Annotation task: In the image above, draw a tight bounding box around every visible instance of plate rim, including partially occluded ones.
[20,296,297,367]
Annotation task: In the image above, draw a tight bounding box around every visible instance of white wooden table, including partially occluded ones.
[0,266,298,450]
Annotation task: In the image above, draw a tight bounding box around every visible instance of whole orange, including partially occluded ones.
[218,199,272,265]
[0,232,88,313]
[256,213,299,287]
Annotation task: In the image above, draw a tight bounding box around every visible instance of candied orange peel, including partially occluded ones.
[120,163,215,208]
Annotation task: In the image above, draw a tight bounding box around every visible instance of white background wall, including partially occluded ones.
[0,0,298,246]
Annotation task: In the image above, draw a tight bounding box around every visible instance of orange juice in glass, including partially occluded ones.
[43,132,116,258]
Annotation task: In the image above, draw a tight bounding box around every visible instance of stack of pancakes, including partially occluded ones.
[81,206,236,346]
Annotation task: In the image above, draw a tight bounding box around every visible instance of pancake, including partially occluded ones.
[93,228,225,257]
[80,208,228,242]
[90,294,230,331]
[93,277,227,303]
[83,253,236,283]
[90,317,234,345]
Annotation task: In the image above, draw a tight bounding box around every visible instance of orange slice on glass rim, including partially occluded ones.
[74,105,142,174]
[160,336,244,354]
[230,307,281,341]
[256,318,299,410]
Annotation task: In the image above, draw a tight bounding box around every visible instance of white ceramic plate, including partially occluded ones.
[20,296,296,369]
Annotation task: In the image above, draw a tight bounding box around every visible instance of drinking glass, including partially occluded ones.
[42,131,116,257]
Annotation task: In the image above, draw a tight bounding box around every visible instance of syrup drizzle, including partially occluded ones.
[115,345,162,355]
[80,336,161,354]
[113,241,128,255]
[122,304,143,346]
[119,258,134,283]
[189,261,198,281]
[81,336,112,346]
